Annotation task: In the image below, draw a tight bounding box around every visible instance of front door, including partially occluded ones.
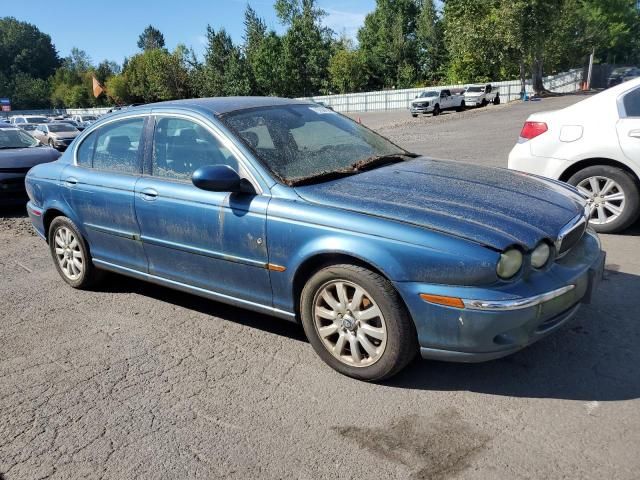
[134,115,272,307]
[62,116,148,271]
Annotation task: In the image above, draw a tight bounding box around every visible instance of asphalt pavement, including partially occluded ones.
[1,94,639,479]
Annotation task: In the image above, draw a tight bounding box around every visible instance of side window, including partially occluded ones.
[486,85,492,93]
[91,117,144,174]
[623,88,640,117]
[152,117,238,181]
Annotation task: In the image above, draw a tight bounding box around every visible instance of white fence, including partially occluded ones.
[2,69,583,118]
[299,68,584,113]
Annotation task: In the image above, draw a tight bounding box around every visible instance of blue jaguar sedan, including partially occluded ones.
[25,98,605,381]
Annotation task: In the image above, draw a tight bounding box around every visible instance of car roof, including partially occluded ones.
[148,96,315,116]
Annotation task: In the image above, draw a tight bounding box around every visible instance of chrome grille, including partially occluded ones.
[556,215,587,257]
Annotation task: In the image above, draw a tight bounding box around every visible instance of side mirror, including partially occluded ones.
[192,165,242,192]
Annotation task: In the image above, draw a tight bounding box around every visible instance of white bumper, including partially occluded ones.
[508,140,568,179]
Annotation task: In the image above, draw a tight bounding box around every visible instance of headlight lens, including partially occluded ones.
[531,242,551,268]
[496,248,523,279]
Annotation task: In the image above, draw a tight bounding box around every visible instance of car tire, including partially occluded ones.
[411,114,418,118]
[300,264,418,381]
[481,99,488,107]
[567,165,640,233]
[48,139,55,148]
[493,95,500,105]
[48,216,104,289]
[432,105,440,116]
[457,101,466,112]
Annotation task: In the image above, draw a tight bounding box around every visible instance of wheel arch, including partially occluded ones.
[291,253,399,320]
[559,157,640,186]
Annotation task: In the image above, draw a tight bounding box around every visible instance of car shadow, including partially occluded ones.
[98,274,307,343]
[0,204,28,218]
[389,267,640,401]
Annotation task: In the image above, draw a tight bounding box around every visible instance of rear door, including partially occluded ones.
[61,115,148,271]
[616,85,640,165]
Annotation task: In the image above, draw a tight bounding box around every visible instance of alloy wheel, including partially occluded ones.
[577,176,626,225]
[54,227,84,280]
[313,280,387,367]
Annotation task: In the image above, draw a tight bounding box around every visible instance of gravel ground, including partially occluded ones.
[1,95,639,479]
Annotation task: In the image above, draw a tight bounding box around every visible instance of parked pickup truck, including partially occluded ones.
[463,84,500,107]
[410,89,465,117]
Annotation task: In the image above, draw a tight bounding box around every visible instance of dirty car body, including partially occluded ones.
[25,97,605,380]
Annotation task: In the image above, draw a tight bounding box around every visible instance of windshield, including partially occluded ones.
[418,91,438,98]
[612,67,632,75]
[466,86,484,93]
[26,117,48,124]
[0,127,39,148]
[48,124,77,133]
[222,104,409,185]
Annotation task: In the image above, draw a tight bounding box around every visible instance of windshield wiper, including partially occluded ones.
[288,168,359,186]
[288,152,419,186]
[351,153,418,172]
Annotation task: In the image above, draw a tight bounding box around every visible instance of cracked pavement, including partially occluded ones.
[1,95,639,479]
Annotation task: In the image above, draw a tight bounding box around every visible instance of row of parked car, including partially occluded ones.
[4,113,102,151]
[409,83,499,117]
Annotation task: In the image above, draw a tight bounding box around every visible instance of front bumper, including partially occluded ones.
[395,231,604,362]
[410,104,433,114]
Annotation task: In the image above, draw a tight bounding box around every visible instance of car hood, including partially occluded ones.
[293,158,585,250]
[411,98,434,104]
[0,146,60,169]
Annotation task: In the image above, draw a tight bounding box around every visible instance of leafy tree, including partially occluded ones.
[415,0,446,83]
[125,47,192,102]
[0,17,60,80]
[137,25,166,51]
[275,0,333,96]
[358,0,420,89]
[8,73,51,109]
[329,42,367,93]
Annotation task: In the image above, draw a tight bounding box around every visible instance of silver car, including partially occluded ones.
[32,122,81,151]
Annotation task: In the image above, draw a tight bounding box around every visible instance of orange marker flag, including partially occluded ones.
[92,76,105,98]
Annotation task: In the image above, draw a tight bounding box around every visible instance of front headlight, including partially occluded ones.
[531,242,551,268]
[496,248,523,279]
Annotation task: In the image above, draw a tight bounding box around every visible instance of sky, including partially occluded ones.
[3,0,376,66]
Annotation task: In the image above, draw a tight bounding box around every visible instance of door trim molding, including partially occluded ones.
[92,258,296,321]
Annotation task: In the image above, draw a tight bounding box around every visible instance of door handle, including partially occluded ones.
[629,130,640,139]
[139,188,158,201]
[64,177,78,187]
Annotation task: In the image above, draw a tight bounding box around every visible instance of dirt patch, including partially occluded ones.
[0,215,36,237]
[333,408,491,479]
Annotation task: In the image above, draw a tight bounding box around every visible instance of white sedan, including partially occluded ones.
[509,78,640,233]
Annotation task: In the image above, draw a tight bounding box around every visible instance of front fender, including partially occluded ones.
[266,198,499,313]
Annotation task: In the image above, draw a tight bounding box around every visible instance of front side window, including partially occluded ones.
[78,117,144,173]
[623,87,640,117]
[152,117,238,181]
[222,104,407,185]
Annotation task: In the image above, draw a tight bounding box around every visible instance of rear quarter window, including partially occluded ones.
[623,88,640,117]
